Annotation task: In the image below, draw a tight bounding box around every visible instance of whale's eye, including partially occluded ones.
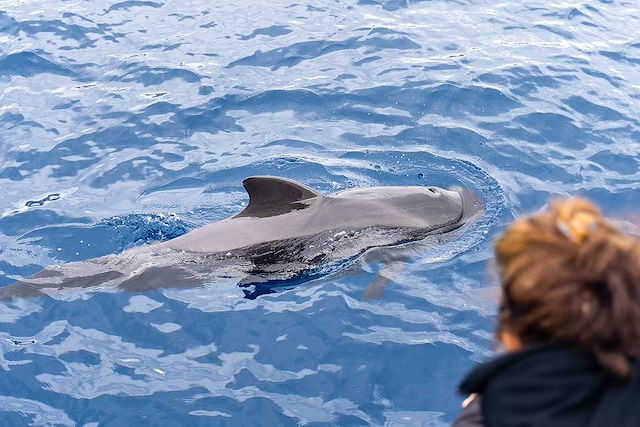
[427,187,438,194]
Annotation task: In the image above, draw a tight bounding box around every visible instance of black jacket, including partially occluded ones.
[453,344,640,427]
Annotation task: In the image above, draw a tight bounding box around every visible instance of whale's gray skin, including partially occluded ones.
[1,176,483,300]
[160,176,479,253]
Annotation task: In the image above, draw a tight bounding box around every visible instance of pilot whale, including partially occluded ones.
[2,176,483,300]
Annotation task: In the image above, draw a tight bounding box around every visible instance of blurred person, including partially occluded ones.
[454,198,640,427]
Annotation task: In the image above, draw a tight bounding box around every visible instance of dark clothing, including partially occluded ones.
[452,395,483,427]
[454,344,640,427]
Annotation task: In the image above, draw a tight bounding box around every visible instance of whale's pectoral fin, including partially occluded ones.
[361,247,413,301]
[234,176,324,218]
[362,275,391,301]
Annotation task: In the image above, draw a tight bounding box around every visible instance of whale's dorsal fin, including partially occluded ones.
[234,176,323,218]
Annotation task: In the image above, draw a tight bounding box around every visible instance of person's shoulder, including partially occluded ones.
[452,393,484,427]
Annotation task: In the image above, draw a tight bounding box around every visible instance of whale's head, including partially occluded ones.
[333,184,484,233]
[451,186,485,226]
[426,186,484,226]
[393,185,484,232]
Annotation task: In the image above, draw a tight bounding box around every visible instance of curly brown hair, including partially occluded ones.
[495,198,640,378]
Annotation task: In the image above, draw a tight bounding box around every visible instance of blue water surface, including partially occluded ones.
[1,0,639,425]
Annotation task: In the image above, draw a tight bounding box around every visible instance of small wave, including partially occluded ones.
[0,51,76,78]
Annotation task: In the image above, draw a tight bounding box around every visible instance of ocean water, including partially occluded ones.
[0,0,639,425]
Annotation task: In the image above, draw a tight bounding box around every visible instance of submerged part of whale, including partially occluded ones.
[2,176,484,300]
